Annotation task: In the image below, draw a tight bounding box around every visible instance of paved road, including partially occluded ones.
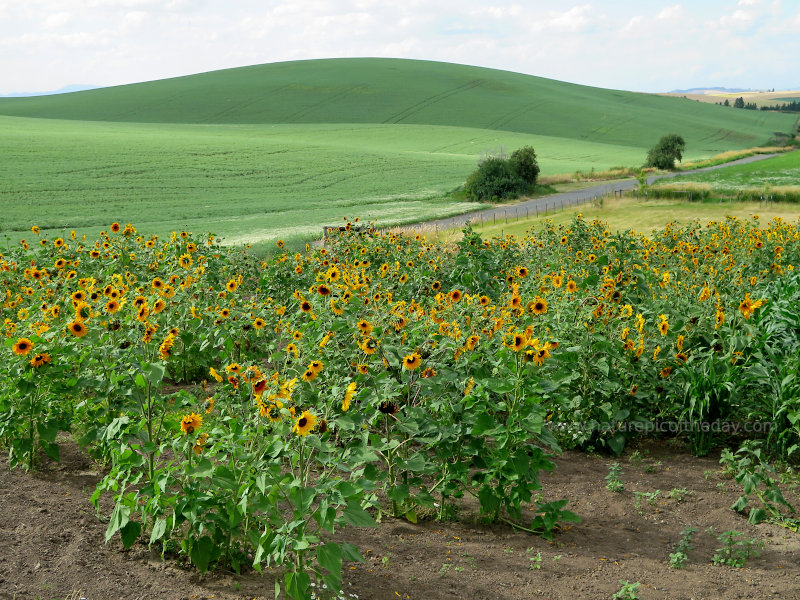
[394,152,783,234]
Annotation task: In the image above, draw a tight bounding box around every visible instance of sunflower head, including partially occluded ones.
[180,413,203,435]
[402,352,422,370]
[292,410,317,436]
[12,338,34,356]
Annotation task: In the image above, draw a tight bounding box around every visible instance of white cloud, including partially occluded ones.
[1,0,799,95]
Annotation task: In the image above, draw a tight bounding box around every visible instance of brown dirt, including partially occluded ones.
[1,438,799,600]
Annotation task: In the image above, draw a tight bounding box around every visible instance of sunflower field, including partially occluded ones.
[2,215,800,599]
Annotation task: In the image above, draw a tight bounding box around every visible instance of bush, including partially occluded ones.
[464,146,540,202]
[509,146,540,185]
[645,134,685,170]
[464,156,527,201]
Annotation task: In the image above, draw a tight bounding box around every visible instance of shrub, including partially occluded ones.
[645,134,686,170]
[464,146,540,202]
[464,156,527,201]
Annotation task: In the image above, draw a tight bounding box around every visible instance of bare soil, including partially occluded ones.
[1,438,799,600]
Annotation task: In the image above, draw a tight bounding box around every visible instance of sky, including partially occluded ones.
[1,0,799,96]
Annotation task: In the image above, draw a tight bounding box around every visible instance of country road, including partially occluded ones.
[393,152,784,234]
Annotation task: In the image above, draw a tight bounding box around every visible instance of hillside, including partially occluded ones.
[0,58,794,154]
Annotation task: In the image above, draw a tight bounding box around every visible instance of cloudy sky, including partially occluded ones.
[1,0,798,95]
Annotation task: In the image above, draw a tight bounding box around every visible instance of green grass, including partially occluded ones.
[657,150,800,190]
[0,58,793,156]
[0,58,795,245]
[0,116,649,244]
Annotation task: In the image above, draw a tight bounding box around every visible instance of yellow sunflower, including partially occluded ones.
[402,352,422,370]
[342,382,357,412]
[12,337,34,356]
[180,413,203,435]
[67,320,88,338]
[292,410,317,436]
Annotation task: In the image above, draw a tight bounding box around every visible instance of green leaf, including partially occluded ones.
[105,502,131,543]
[285,570,311,600]
[190,536,215,573]
[748,508,768,524]
[145,362,166,387]
[405,510,418,524]
[387,484,410,505]
[120,521,141,549]
[340,541,364,563]
[149,517,167,545]
[187,457,214,478]
[471,413,501,436]
[342,503,377,528]
[317,542,342,576]
[212,465,239,491]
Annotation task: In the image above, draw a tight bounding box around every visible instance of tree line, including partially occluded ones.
[717,97,800,112]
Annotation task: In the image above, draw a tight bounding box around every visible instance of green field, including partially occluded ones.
[655,150,800,190]
[1,58,795,246]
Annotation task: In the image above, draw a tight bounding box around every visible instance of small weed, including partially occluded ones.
[612,580,641,600]
[439,563,451,576]
[709,528,763,568]
[704,469,716,480]
[606,462,624,492]
[668,526,697,569]
[381,553,392,568]
[644,460,662,473]
[668,488,692,501]
[526,548,542,570]
[552,554,563,562]
[633,490,660,513]
[628,450,643,466]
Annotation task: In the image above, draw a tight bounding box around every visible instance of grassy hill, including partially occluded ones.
[1,58,796,248]
[0,58,794,153]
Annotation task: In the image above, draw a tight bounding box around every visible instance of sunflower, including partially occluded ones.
[180,412,203,435]
[276,239,285,248]
[479,295,490,306]
[29,352,51,368]
[12,337,34,356]
[300,300,313,313]
[357,363,370,375]
[566,280,578,293]
[225,363,242,374]
[252,378,268,396]
[204,396,215,413]
[421,367,437,378]
[675,352,688,363]
[110,222,121,233]
[378,401,399,415]
[318,284,332,297]
[448,289,462,303]
[253,317,266,330]
[358,336,378,355]
[402,352,421,370]
[464,334,480,351]
[659,366,673,378]
[357,319,373,336]
[431,280,442,292]
[209,367,223,382]
[67,320,87,338]
[158,334,176,360]
[105,299,120,314]
[308,360,324,375]
[658,315,669,336]
[342,381,357,411]
[226,279,238,293]
[285,342,299,358]
[302,368,318,382]
[292,410,317,436]
[529,296,548,316]
[506,333,527,352]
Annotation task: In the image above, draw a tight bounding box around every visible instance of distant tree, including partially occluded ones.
[734,96,745,109]
[644,134,686,170]
[723,99,730,107]
[508,146,540,186]
[464,156,527,201]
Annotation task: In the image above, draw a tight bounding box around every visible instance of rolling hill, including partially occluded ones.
[1,58,796,247]
[0,58,794,154]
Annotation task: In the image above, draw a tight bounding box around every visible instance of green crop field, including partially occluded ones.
[654,150,800,190]
[0,58,795,246]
